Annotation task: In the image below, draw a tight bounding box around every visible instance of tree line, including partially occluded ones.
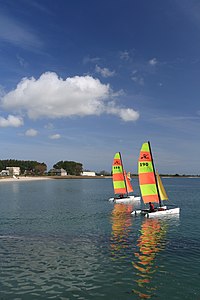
[0,159,84,176]
[0,159,47,175]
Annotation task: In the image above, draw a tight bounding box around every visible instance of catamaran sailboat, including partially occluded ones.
[131,142,180,218]
[109,152,140,203]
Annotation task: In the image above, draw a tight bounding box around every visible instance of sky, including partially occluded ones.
[0,0,200,174]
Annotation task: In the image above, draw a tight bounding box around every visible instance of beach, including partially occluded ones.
[0,175,109,183]
[0,176,52,182]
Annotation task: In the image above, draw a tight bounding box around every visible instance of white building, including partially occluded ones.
[49,168,67,176]
[0,170,9,176]
[81,171,96,176]
[6,167,20,176]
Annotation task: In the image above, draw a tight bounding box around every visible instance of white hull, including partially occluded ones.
[109,195,141,203]
[132,207,180,218]
[146,207,180,218]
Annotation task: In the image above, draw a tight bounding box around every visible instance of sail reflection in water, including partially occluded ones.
[132,218,168,299]
[110,203,134,257]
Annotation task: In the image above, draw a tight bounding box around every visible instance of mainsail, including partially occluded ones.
[112,152,133,196]
[138,142,160,204]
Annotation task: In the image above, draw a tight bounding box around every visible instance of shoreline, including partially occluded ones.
[0,176,52,183]
[0,175,111,183]
[0,175,199,183]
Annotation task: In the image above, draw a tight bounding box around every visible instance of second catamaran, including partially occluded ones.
[109,152,140,203]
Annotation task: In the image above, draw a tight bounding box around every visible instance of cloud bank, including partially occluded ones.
[1,72,139,122]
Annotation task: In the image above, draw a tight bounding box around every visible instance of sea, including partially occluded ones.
[0,177,199,300]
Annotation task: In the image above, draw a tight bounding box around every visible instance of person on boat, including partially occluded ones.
[149,202,155,212]
[119,194,124,199]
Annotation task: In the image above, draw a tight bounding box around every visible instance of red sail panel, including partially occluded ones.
[139,172,156,185]
[114,187,127,194]
[139,151,152,162]
[142,194,159,203]
[113,173,125,181]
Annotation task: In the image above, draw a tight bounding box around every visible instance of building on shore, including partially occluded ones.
[0,167,21,177]
[81,171,96,176]
[7,167,20,176]
[0,170,9,176]
[48,168,67,176]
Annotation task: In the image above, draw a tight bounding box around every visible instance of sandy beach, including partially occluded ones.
[0,176,52,183]
[0,175,110,182]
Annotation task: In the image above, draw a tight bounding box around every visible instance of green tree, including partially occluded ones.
[34,163,47,175]
[53,160,83,175]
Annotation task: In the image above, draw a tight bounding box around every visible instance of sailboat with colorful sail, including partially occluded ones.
[132,142,180,217]
[109,152,140,203]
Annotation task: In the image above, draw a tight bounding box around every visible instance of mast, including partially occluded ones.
[119,152,128,195]
[148,141,162,207]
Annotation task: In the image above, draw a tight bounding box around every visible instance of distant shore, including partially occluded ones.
[49,175,111,179]
[0,175,111,182]
[0,175,198,183]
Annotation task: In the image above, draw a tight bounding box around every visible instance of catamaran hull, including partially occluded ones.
[109,196,141,203]
[132,207,180,217]
[146,207,180,218]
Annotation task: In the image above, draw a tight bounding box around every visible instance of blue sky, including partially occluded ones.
[0,0,199,174]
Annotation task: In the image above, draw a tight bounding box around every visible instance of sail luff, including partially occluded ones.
[119,152,129,195]
[148,141,162,207]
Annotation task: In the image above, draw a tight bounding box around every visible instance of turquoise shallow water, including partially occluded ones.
[0,177,200,299]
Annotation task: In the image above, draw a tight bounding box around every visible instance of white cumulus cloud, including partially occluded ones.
[0,72,139,122]
[0,114,23,127]
[49,134,61,139]
[106,105,139,122]
[25,128,38,136]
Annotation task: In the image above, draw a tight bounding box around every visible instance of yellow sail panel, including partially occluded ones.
[156,171,168,201]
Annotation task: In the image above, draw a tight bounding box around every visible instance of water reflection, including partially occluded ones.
[110,204,180,298]
[132,218,168,299]
[110,203,134,256]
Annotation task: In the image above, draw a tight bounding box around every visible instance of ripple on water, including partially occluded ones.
[0,234,118,299]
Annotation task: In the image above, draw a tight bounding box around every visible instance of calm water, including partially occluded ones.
[0,177,199,300]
